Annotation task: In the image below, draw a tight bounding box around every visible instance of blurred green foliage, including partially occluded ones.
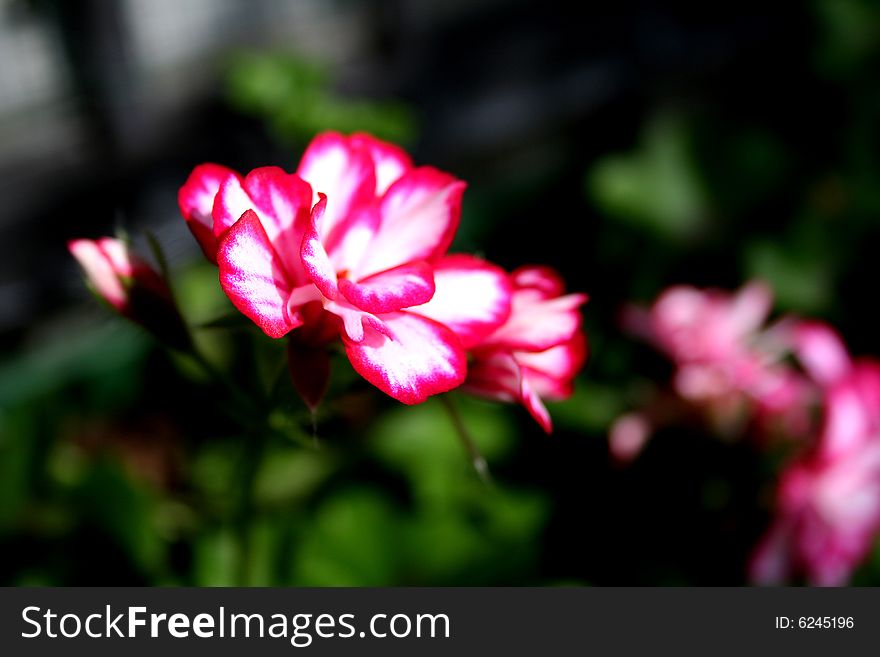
[226,52,417,146]
[588,113,710,241]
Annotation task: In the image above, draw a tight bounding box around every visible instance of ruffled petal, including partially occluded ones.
[355,167,465,278]
[343,311,466,404]
[463,350,521,403]
[217,210,300,339]
[339,261,435,314]
[517,332,588,400]
[350,132,412,195]
[410,254,512,348]
[520,376,553,434]
[483,290,588,352]
[300,195,338,300]
[322,296,388,343]
[511,265,566,298]
[213,166,313,285]
[325,203,380,274]
[178,163,240,262]
[296,131,376,243]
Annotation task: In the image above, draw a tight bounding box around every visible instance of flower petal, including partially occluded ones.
[325,203,380,274]
[213,166,313,285]
[217,210,300,339]
[339,261,435,314]
[410,254,512,348]
[297,131,376,242]
[350,132,412,195]
[463,350,521,403]
[355,167,466,277]
[483,290,588,352]
[520,376,553,434]
[516,332,588,400]
[323,297,387,343]
[343,311,466,404]
[301,195,338,300]
[791,321,852,387]
[178,163,240,262]
[511,265,566,298]
[728,280,774,339]
[68,239,128,310]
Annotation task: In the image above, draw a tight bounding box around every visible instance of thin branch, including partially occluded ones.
[440,394,492,485]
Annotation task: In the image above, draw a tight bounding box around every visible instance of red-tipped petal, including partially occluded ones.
[520,376,553,433]
[350,132,413,194]
[297,131,376,242]
[178,163,240,262]
[325,203,380,274]
[511,265,566,298]
[213,167,313,284]
[411,254,512,348]
[484,290,588,352]
[356,167,465,278]
[339,261,435,314]
[301,195,338,300]
[516,332,588,400]
[288,342,331,412]
[463,350,522,403]
[217,210,299,339]
[343,311,466,404]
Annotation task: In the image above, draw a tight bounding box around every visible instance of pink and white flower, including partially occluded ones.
[180,132,512,405]
[462,266,588,433]
[69,237,190,349]
[68,237,171,314]
[615,281,813,455]
[750,325,880,586]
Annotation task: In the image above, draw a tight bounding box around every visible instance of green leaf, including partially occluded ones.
[588,112,709,240]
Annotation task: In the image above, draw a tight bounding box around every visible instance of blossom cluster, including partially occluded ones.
[70,132,588,432]
[612,282,880,585]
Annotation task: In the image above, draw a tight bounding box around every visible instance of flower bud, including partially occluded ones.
[68,237,190,350]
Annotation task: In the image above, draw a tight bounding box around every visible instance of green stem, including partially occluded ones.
[440,395,492,485]
[234,425,268,586]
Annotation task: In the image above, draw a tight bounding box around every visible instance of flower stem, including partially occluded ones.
[440,395,492,485]
[234,426,268,586]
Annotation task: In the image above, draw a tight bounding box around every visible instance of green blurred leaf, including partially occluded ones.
[813,0,880,78]
[75,461,164,577]
[745,240,832,313]
[292,488,401,586]
[550,380,627,433]
[588,113,709,240]
[226,51,417,145]
[253,447,336,509]
[194,528,239,587]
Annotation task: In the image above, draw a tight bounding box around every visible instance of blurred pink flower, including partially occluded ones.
[180,132,513,405]
[609,412,652,463]
[68,237,189,349]
[463,266,588,433]
[68,237,171,314]
[614,281,813,458]
[751,325,880,586]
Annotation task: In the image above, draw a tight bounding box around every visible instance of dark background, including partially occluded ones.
[1,0,878,585]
